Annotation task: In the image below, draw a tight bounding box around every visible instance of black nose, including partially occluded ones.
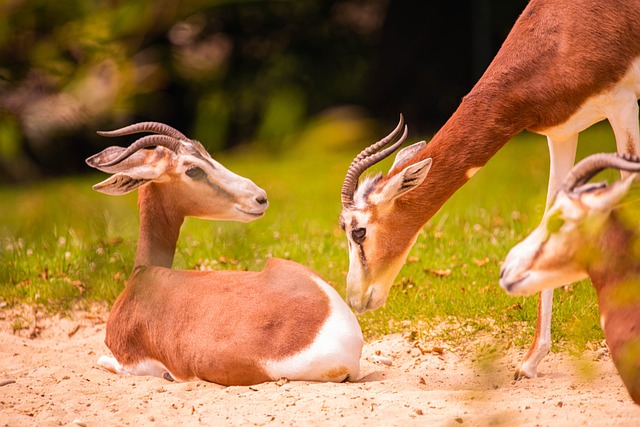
[256,196,268,205]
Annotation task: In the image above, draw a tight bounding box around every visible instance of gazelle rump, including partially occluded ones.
[88,122,363,385]
[500,153,640,404]
[340,0,640,379]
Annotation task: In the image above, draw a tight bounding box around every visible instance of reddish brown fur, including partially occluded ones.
[382,0,640,231]
[106,258,330,386]
[135,184,184,268]
[359,0,640,325]
[585,214,640,404]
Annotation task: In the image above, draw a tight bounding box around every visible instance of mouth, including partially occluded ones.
[501,274,529,294]
[349,287,377,315]
[235,207,266,218]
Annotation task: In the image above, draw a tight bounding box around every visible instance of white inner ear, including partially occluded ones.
[92,173,149,195]
[375,158,432,204]
[389,141,426,173]
[92,162,168,196]
[582,174,635,211]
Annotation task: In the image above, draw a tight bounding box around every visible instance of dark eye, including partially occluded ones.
[351,227,366,244]
[186,165,205,179]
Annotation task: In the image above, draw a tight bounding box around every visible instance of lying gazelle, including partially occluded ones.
[340,0,640,379]
[500,153,640,404]
[87,122,363,385]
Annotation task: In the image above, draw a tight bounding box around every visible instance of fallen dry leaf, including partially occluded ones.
[473,257,490,266]
[425,269,452,277]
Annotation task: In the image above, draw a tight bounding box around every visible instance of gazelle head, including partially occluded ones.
[500,153,640,296]
[340,115,432,313]
[86,122,268,222]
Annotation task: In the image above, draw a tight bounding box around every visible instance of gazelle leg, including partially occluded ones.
[97,354,171,380]
[97,355,125,374]
[608,95,640,177]
[514,134,578,380]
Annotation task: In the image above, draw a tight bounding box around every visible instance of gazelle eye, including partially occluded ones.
[186,165,205,179]
[352,227,366,244]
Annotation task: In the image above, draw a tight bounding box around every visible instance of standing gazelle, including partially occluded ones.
[88,122,363,385]
[500,153,640,404]
[340,0,640,379]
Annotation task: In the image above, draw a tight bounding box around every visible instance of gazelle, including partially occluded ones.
[88,122,363,385]
[500,153,640,404]
[340,0,640,379]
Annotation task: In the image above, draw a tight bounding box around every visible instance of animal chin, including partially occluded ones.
[351,286,388,314]
[235,207,266,219]
[501,274,531,295]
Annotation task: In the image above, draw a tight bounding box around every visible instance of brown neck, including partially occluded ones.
[394,93,523,229]
[134,184,184,269]
[387,0,640,231]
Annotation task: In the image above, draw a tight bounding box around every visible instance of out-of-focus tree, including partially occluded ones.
[0,0,525,183]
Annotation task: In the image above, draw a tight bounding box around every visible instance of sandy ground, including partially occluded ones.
[1,308,640,427]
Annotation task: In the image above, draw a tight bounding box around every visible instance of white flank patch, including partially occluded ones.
[262,277,364,382]
[541,56,640,141]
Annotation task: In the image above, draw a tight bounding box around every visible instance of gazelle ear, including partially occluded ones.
[377,158,432,204]
[581,173,636,211]
[389,141,426,173]
[90,149,170,195]
[86,146,173,174]
[92,173,153,195]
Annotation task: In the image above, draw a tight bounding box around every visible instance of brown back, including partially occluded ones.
[105,258,330,385]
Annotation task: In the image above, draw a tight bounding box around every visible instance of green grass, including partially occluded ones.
[0,117,622,352]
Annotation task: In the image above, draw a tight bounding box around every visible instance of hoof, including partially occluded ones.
[513,367,537,381]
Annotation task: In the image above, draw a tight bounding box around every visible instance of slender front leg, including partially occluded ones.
[514,289,553,379]
[514,134,577,380]
[608,95,640,177]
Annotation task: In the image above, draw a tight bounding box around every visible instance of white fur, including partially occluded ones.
[97,355,171,379]
[466,167,482,179]
[542,57,640,141]
[262,277,363,382]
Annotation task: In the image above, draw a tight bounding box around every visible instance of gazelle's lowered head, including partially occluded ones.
[87,122,268,267]
[500,153,640,296]
[500,153,640,404]
[340,115,433,313]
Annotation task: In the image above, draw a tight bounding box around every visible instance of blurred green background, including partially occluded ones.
[0,0,526,182]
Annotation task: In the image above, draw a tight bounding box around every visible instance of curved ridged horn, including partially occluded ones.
[341,114,407,208]
[97,122,188,140]
[98,135,183,167]
[563,152,640,192]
